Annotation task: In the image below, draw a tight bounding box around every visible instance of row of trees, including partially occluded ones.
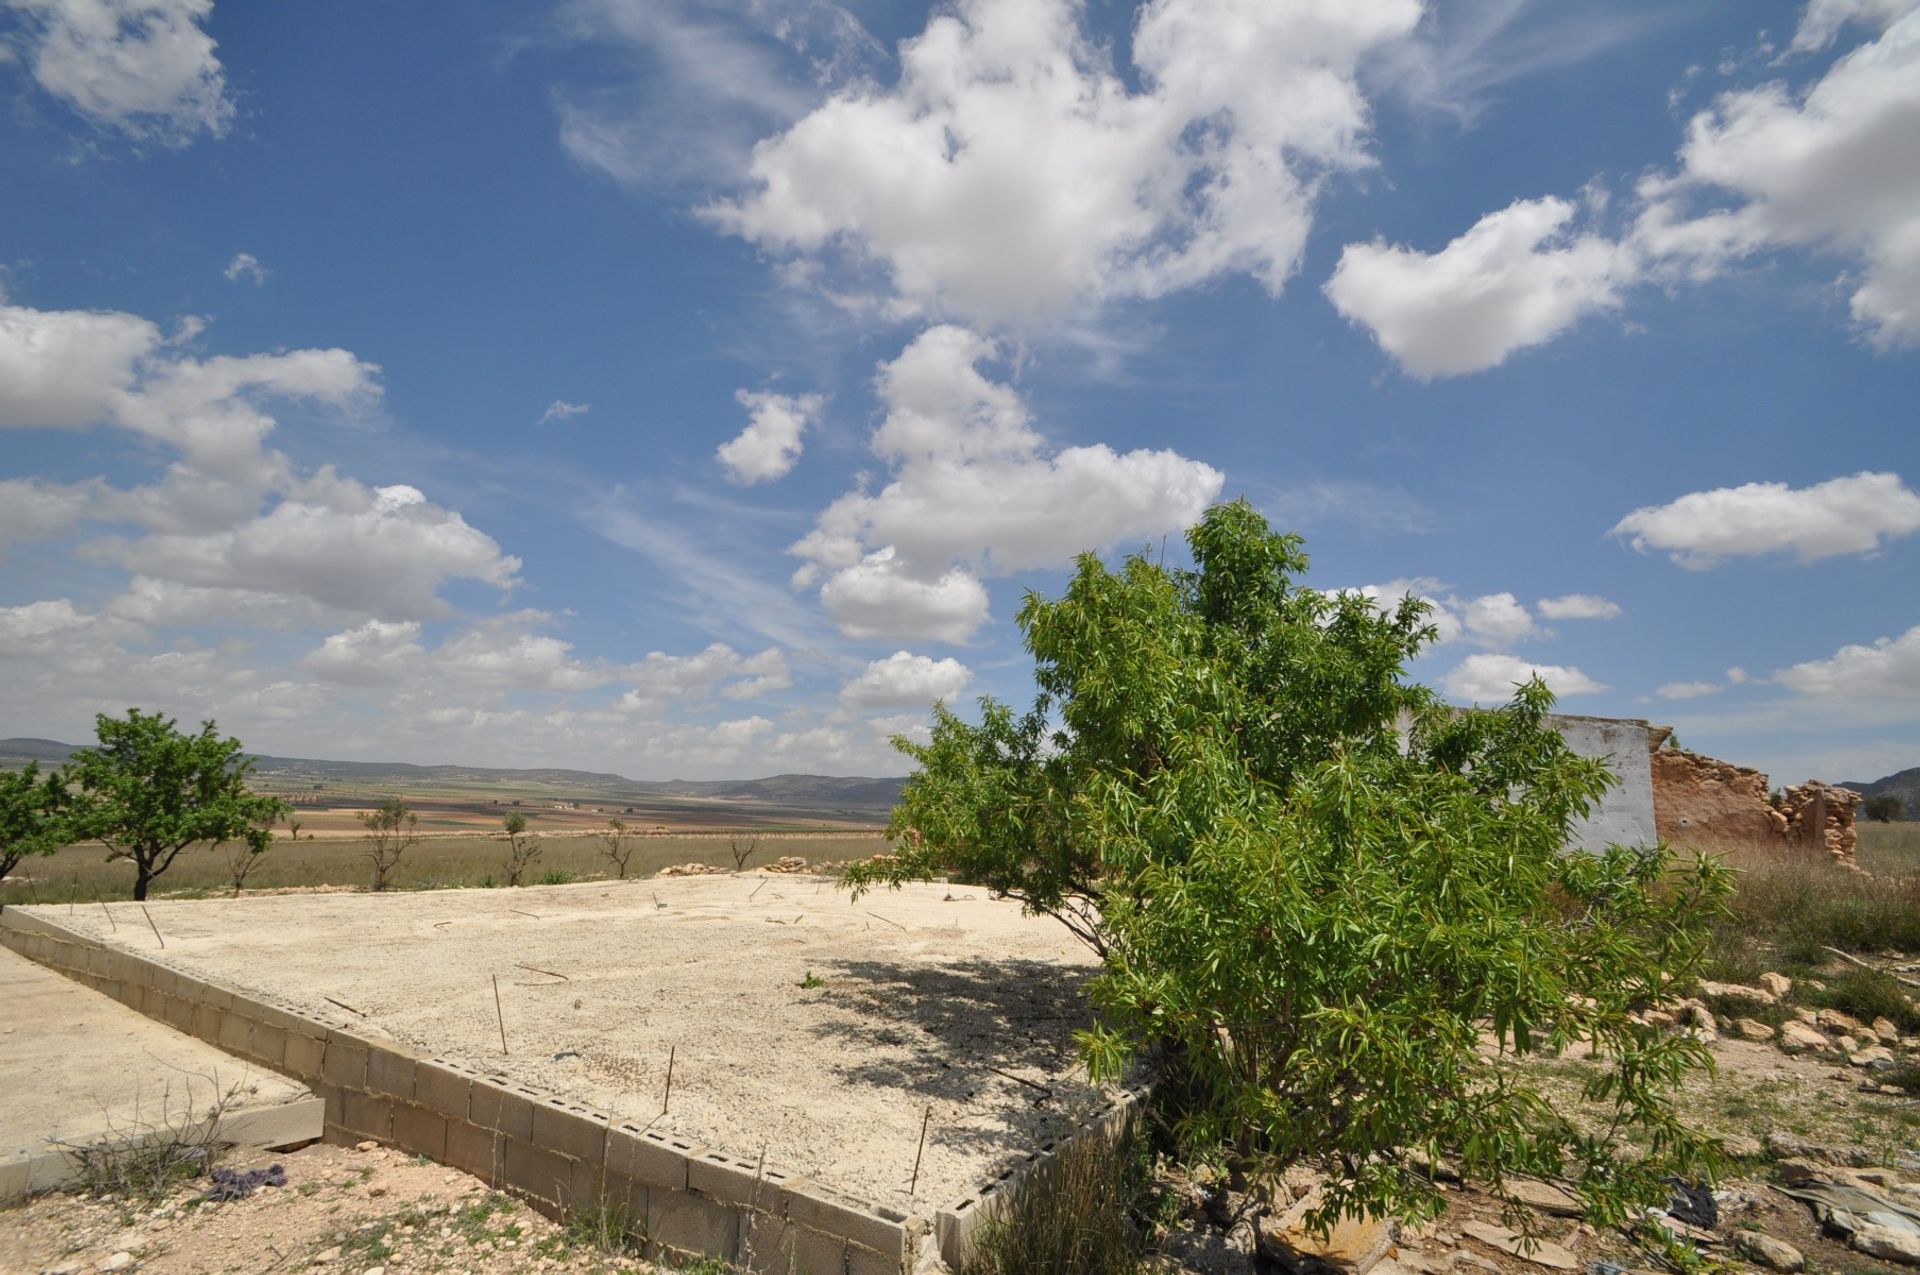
[0,714,680,900]
[2,709,287,902]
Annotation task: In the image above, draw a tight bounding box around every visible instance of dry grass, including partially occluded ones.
[1,832,889,905]
[1707,831,1920,964]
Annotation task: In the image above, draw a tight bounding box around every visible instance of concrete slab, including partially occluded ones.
[0,945,321,1202]
[20,875,1119,1212]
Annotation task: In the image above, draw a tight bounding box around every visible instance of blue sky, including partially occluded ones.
[1,0,1915,783]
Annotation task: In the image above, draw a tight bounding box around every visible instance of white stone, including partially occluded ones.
[1852,1222,1920,1265]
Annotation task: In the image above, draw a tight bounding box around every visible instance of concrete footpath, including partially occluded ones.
[0,943,321,1202]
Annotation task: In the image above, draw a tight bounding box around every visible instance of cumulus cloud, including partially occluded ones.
[1634,5,1920,348]
[92,474,520,621]
[1655,680,1723,700]
[716,388,821,484]
[1610,471,1920,568]
[791,326,1221,641]
[1537,593,1622,620]
[1336,6,1920,373]
[815,550,992,644]
[1775,624,1920,700]
[710,0,1422,326]
[223,252,267,284]
[619,642,791,710]
[1325,196,1635,377]
[1351,579,1593,650]
[538,399,591,425]
[0,476,105,546]
[6,0,235,143]
[1442,652,1605,702]
[839,650,971,708]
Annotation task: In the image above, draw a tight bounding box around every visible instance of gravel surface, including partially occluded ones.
[35,875,1116,1210]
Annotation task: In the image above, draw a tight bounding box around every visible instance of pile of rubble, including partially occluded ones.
[760,855,811,873]
[657,861,724,876]
[1639,970,1917,1080]
[1777,780,1864,863]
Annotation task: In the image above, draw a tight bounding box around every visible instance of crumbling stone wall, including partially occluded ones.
[1777,780,1862,864]
[1650,746,1858,866]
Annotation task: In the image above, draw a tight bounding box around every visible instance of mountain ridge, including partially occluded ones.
[0,737,907,811]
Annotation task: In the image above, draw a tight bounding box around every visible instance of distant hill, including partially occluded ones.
[0,737,907,815]
[1841,767,1919,820]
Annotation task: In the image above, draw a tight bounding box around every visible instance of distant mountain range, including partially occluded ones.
[0,737,907,814]
[1841,767,1919,820]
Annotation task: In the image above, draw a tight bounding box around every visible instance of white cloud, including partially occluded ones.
[1726,666,1750,684]
[710,0,1422,326]
[1461,591,1539,648]
[840,650,972,708]
[223,252,267,285]
[1442,652,1605,702]
[1333,7,1920,370]
[1655,680,1723,700]
[1775,624,1920,700]
[538,399,591,425]
[1610,471,1920,568]
[1789,0,1917,53]
[716,388,821,484]
[1324,196,1635,377]
[791,326,1221,640]
[0,300,160,427]
[0,476,105,545]
[1350,577,1464,644]
[619,642,792,710]
[8,0,235,143]
[1537,593,1622,620]
[92,472,521,621]
[815,549,991,644]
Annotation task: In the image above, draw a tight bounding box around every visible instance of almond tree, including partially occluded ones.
[2,761,69,902]
[848,500,1729,1233]
[501,812,540,886]
[597,817,635,878]
[67,710,287,902]
[358,796,420,891]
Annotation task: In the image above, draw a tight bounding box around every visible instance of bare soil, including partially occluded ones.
[0,1140,656,1275]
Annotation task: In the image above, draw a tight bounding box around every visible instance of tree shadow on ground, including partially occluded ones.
[809,956,1110,1162]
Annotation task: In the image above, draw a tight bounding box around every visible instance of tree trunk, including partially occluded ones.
[133,861,152,901]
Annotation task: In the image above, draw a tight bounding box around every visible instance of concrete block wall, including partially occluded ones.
[0,907,926,1274]
[930,1082,1150,1270]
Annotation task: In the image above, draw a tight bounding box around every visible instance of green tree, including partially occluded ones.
[358,796,420,891]
[2,762,70,900]
[501,811,540,886]
[1863,792,1905,823]
[849,500,1729,1233]
[67,710,287,902]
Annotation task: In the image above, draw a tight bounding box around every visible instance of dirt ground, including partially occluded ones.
[31,875,1119,1212]
[0,1140,657,1275]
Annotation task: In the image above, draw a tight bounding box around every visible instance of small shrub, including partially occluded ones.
[1879,1060,1920,1095]
[1806,968,1920,1032]
[963,1132,1149,1275]
[60,1079,239,1203]
[563,1194,645,1256]
[799,970,823,989]
[537,869,576,886]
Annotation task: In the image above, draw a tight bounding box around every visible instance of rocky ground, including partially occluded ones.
[0,1141,666,1275]
[1146,959,1920,1275]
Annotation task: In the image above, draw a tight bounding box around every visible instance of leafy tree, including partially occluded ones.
[358,796,420,891]
[2,762,70,900]
[66,711,287,902]
[597,817,635,878]
[501,811,540,886]
[849,500,1729,1233]
[1863,792,1905,823]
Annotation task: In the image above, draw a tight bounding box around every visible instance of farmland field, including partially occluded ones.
[0,830,892,904]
